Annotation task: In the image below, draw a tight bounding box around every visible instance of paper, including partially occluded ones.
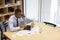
[14,26,41,36]
[14,30,33,36]
[31,26,40,33]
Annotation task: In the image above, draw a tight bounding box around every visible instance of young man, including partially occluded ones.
[8,9,25,31]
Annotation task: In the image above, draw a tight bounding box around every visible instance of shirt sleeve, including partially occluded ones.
[22,17,27,23]
[8,18,20,31]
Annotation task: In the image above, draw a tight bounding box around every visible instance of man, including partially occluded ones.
[8,9,25,31]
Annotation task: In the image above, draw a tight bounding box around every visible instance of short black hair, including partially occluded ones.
[15,9,21,14]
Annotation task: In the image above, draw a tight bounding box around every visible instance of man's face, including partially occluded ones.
[16,12,21,18]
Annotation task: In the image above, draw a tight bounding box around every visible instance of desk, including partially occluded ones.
[3,22,60,40]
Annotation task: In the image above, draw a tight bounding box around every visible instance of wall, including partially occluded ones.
[24,0,39,21]
[41,0,51,22]
[41,0,58,24]
[50,0,58,23]
[41,0,60,27]
[55,0,60,27]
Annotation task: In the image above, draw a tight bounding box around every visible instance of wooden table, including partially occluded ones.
[3,22,60,40]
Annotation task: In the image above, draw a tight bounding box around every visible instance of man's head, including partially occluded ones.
[15,9,21,18]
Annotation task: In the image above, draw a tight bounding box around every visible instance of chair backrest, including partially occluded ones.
[44,22,56,27]
[0,22,8,40]
[2,22,8,32]
[0,22,8,32]
[0,24,3,32]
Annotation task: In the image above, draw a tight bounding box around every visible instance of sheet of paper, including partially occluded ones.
[31,26,41,33]
[14,30,32,36]
[14,26,41,36]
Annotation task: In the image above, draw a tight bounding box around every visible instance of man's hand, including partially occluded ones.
[21,13,25,18]
[20,24,26,30]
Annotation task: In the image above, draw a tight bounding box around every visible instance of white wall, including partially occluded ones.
[41,0,51,22]
[55,0,60,27]
[40,0,60,27]
[41,0,58,24]
[50,0,58,23]
[25,0,39,21]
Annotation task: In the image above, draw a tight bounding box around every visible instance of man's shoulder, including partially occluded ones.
[9,15,15,20]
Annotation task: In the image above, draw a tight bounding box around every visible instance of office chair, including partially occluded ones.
[0,22,10,40]
[44,22,56,27]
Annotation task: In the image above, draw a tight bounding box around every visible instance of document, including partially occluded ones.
[14,26,41,36]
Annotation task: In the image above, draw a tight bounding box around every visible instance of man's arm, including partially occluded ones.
[8,19,20,31]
